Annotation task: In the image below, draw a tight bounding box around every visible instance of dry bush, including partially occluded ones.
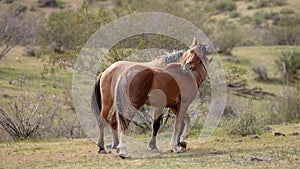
[0,80,59,140]
[268,86,300,124]
[252,66,269,80]
[0,2,41,59]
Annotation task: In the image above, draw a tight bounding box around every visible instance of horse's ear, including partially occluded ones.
[208,57,213,64]
[190,37,198,48]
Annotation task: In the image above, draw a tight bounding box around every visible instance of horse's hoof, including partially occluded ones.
[178,141,187,149]
[118,151,130,159]
[119,153,129,159]
[150,148,160,153]
[171,146,183,153]
[98,149,107,154]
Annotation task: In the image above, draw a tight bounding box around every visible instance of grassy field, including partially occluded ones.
[0,46,299,168]
[0,123,299,169]
[1,0,300,168]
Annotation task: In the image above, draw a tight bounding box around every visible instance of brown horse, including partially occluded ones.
[91,46,189,153]
[114,40,211,158]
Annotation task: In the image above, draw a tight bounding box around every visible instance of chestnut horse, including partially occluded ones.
[115,41,211,158]
[91,47,189,153]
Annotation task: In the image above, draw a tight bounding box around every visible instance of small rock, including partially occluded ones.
[264,126,273,131]
[235,139,243,142]
[251,135,260,139]
[37,0,57,7]
[274,132,285,137]
[3,94,10,98]
[291,132,299,136]
[9,80,16,85]
[41,83,46,87]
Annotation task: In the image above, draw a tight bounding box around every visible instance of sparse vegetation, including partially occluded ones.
[268,84,300,123]
[275,50,300,81]
[0,3,41,59]
[210,20,247,55]
[0,80,59,140]
[223,101,266,136]
[252,66,269,80]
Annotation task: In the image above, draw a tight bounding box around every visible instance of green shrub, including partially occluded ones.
[280,8,295,15]
[255,0,287,8]
[272,0,287,6]
[223,103,265,136]
[230,11,241,18]
[253,12,266,25]
[212,0,237,12]
[276,15,300,26]
[247,5,254,10]
[275,51,300,81]
[239,16,253,25]
[211,20,246,55]
[251,11,277,25]
[255,0,272,8]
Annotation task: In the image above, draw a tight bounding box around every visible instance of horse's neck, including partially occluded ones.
[193,64,207,88]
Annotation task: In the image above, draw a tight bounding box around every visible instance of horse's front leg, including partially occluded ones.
[149,107,164,152]
[170,105,189,153]
[178,113,190,150]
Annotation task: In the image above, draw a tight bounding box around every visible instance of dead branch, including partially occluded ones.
[228,80,275,100]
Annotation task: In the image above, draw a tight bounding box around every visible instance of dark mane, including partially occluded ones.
[163,50,186,64]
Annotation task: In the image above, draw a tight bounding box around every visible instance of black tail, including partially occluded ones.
[91,73,102,125]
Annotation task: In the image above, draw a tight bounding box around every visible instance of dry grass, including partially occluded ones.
[0,123,299,169]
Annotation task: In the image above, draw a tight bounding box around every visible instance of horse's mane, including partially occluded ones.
[163,50,186,64]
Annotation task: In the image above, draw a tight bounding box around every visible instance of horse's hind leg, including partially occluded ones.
[97,100,113,154]
[117,112,133,159]
[108,109,119,149]
[149,107,164,152]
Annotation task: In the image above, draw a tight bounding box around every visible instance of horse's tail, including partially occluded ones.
[114,72,137,131]
[115,68,154,131]
[91,73,103,125]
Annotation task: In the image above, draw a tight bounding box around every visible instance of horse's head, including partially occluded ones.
[181,38,212,72]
